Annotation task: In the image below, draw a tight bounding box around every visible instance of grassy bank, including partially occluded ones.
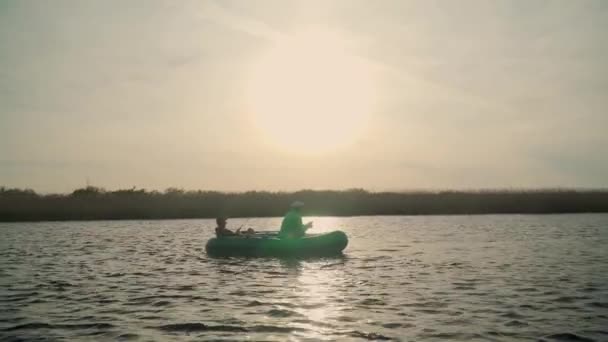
[1,186,607,222]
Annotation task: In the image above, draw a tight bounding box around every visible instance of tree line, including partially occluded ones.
[1,186,607,222]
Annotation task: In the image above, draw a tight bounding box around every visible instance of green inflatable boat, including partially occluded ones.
[205,230,348,257]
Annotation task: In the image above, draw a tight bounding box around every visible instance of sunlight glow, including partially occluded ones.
[247,29,377,154]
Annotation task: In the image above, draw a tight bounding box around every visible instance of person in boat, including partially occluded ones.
[215,217,236,237]
[215,217,255,237]
[279,201,313,238]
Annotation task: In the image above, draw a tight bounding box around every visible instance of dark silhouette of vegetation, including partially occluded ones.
[1,186,608,222]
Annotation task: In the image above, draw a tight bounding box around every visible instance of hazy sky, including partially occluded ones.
[1,0,607,193]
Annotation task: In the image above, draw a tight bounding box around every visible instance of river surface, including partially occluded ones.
[1,214,607,341]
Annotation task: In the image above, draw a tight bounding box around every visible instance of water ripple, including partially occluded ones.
[1,214,607,341]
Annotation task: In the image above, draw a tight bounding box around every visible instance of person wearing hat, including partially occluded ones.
[214,217,255,237]
[215,217,237,237]
[279,201,313,238]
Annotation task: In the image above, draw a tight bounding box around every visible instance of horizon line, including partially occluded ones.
[3,185,608,196]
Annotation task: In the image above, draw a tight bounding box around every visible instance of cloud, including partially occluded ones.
[1,1,607,191]
[197,1,284,42]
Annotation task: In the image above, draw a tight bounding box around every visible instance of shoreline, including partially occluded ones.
[2,187,608,223]
[1,211,607,224]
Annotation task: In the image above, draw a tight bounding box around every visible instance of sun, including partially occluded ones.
[246,29,376,154]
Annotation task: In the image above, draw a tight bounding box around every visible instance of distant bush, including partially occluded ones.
[1,187,607,222]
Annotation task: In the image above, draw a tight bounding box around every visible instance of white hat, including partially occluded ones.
[290,201,305,208]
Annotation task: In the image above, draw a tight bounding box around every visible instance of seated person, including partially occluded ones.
[215,217,255,237]
[279,201,313,238]
[215,217,236,237]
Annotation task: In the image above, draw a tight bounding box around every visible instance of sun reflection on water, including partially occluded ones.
[278,257,349,340]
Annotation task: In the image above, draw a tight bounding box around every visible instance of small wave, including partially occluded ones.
[131,272,152,276]
[219,269,238,274]
[336,315,357,322]
[347,330,392,340]
[65,323,116,330]
[245,300,265,307]
[2,322,115,331]
[452,282,476,290]
[0,308,21,315]
[501,311,526,319]
[301,302,325,309]
[46,280,77,290]
[505,320,529,327]
[267,309,303,318]
[0,292,39,303]
[81,330,109,336]
[126,294,209,304]
[97,298,118,304]
[98,308,146,315]
[519,304,536,309]
[358,298,386,306]
[414,309,442,314]
[248,325,307,333]
[116,333,139,340]
[540,333,596,342]
[424,332,481,340]
[555,296,591,303]
[361,256,390,262]
[105,272,125,278]
[146,300,169,307]
[228,290,248,296]
[0,316,27,324]
[587,302,608,308]
[402,301,447,309]
[174,285,196,291]
[453,285,476,290]
[254,289,279,295]
[291,318,335,329]
[485,331,518,337]
[154,323,247,333]
[381,322,411,329]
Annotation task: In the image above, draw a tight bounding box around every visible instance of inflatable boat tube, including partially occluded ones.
[205,230,348,257]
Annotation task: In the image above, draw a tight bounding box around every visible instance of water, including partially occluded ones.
[1,214,607,341]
